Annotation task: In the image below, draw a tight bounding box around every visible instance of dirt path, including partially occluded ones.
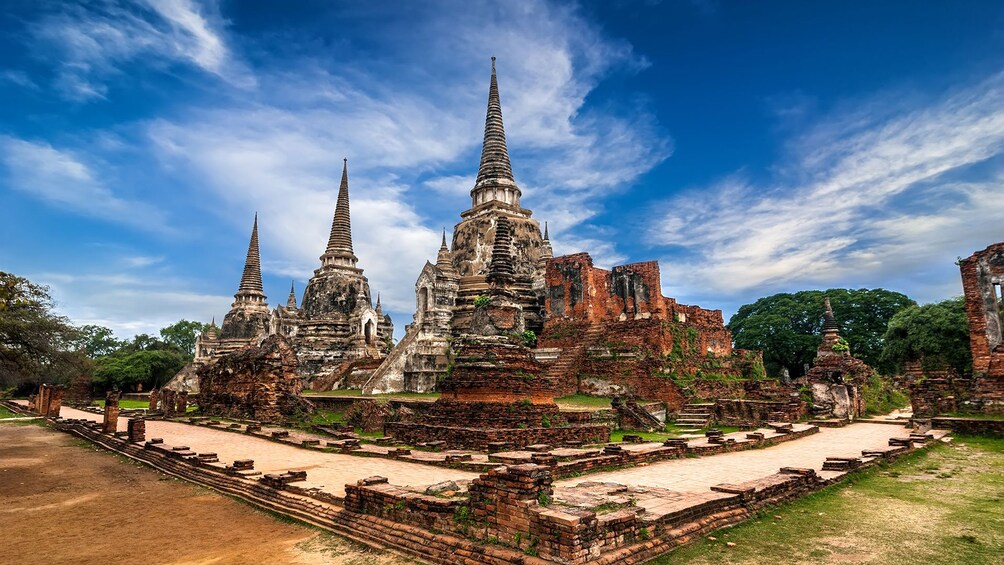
[0,422,416,565]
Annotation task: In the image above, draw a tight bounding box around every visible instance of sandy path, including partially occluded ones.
[558,422,912,492]
[0,422,414,565]
[54,405,476,496]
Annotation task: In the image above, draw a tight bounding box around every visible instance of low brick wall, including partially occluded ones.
[46,413,931,565]
[714,398,806,426]
[385,421,611,450]
[931,417,1004,437]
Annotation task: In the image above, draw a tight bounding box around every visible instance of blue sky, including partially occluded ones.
[1,0,1002,340]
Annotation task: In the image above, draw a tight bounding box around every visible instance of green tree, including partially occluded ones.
[72,324,125,357]
[728,288,915,378]
[92,349,186,390]
[879,297,971,376]
[159,319,209,358]
[0,272,90,390]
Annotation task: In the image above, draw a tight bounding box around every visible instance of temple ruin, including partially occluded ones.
[172,160,393,391]
[802,298,871,420]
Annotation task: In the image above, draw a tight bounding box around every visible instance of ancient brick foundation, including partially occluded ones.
[64,372,93,406]
[127,419,146,442]
[197,335,313,421]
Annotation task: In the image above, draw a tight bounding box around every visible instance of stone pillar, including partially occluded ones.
[148,389,160,412]
[176,391,188,414]
[127,419,146,442]
[162,390,177,417]
[102,390,121,434]
[48,385,65,418]
[37,384,51,416]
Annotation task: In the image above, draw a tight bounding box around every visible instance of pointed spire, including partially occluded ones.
[822,297,839,332]
[375,292,382,314]
[470,57,521,210]
[436,228,457,276]
[487,215,515,287]
[286,281,297,309]
[320,158,359,269]
[206,317,218,339]
[233,214,266,310]
[540,220,553,261]
[238,213,264,293]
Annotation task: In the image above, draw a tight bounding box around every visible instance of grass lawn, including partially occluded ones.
[0,405,18,419]
[654,435,1004,564]
[555,394,613,410]
[92,399,151,409]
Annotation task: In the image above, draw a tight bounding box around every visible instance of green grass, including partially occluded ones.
[935,413,1004,421]
[610,429,680,442]
[0,405,19,419]
[555,394,613,410]
[652,435,1004,564]
[93,399,153,409]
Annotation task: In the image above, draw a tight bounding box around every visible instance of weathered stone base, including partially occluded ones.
[386,421,610,450]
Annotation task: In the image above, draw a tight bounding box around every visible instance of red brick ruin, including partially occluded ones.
[102,390,120,434]
[909,242,1004,416]
[28,384,65,417]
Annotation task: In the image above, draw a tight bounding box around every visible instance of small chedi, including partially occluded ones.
[171,159,393,392]
[802,297,870,420]
[197,334,312,421]
[386,217,610,449]
[909,241,1004,416]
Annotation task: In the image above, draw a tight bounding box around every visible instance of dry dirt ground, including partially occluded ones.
[0,422,416,565]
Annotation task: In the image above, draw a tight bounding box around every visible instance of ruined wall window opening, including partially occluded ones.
[419,287,430,320]
[364,320,375,344]
[994,281,1004,334]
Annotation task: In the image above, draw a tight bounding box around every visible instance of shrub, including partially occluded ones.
[473,295,492,309]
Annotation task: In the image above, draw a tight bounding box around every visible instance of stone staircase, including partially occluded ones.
[674,403,714,431]
[543,325,606,382]
[361,327,420,394]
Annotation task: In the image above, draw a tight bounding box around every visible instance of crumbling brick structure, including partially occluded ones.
[64,372,92,407]
[197,335,313,421]
[537,253,769,410]
[387,233,609,449]
[803,298,870,420]
[32,384,65,417]
[959,242,1004,414]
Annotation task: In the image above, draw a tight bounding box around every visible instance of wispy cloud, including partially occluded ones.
[143,0,669,317]
[29,0,253,100]
[649,71,1004,304]
[0,136,168,231]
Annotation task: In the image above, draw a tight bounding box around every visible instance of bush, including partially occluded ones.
[473,295,491,309]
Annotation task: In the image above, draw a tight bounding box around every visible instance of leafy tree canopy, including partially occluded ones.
[93,348,186,390]
[0,272,87,389]
[72,324,125,357]
[159,319,210,358]
[727,288,915,378]
[879,297,971,376]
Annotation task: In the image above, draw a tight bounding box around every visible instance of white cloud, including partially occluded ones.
[649,71,1004,305]
[141,0,670,325]
[29,0,253,100]
[0,136,168,231]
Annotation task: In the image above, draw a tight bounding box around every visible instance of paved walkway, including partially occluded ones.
[557,422,913,492]
[51,405,476,496]
[32,404,913,498]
